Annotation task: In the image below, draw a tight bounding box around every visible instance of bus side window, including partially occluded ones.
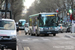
[29,18,32,26]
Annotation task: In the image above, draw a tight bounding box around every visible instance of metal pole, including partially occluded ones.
[72,0,73,19]
[71,0,74,33]
[5,0,8,18]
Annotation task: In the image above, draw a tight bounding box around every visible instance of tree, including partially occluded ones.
[10,0,24,21]
[34,0,65,12]
[24,0,66,22]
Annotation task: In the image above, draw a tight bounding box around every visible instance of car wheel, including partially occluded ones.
[53,34,56,36]
[12,48,16,50]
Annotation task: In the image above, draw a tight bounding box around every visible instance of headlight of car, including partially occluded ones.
[39,27,43,31]
[10,35,16,39]
[55,27,59,31]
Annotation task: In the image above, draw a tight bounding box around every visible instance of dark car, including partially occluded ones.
[16,23,19,32]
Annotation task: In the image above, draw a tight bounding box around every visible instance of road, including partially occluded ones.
[17,30,75,50]
[1,30,75,50]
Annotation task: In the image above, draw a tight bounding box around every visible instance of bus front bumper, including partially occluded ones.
[40,31,58,34]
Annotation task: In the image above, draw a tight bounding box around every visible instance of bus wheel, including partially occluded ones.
[36,34,39,36]
[31,34,33,36]
[53,34,56,36]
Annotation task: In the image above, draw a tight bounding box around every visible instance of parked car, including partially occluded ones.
[24,23,29,35]
[57,24,67,33]
[0,19,17,50]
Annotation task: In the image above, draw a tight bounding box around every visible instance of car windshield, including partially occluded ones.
[0,20,15,30]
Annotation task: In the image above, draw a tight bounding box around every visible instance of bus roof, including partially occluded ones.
[29,12,57,17]
[19,19,26,21]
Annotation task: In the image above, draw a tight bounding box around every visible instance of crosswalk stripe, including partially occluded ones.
[21,35,75,42]
[32,39,39,41]
[23,40,28,41]
[42,39,50,41]
[24,47,30,50]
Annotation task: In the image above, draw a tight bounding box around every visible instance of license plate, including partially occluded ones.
[47,32,51,33]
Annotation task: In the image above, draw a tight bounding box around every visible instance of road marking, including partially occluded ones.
[52,37,61,40]
[23,40,28,41]
[65,35,75,39]
[28,38,31,39]
[17,39,19,41]
[61,37,70,40]
[32,39,39,41]
[24,47,30,50]
[42,39,50,41]
[17,46,18,50]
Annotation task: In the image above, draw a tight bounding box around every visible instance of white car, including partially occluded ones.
[0,19,17,50]
[24,23,29,35]
[57,24,67,33]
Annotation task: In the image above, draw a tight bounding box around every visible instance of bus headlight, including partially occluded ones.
[39,27,43,31]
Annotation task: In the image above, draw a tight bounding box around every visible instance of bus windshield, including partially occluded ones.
[19,21,26,26]
[39,14,58,27]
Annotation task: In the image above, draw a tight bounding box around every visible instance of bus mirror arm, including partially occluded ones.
[37,14,41,19]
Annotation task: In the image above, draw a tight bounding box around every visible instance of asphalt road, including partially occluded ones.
[17,30,75,50]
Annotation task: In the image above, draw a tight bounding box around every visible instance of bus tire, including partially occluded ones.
[53,34,56,36]
[36,34,39,36]
[31,34,34,36]
[12,48,16,50]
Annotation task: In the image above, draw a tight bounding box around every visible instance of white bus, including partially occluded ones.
[29,12,59,36]
[18,19,26,30]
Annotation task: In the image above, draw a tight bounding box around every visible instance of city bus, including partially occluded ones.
[29,12,59,36]
[18,19,26,30]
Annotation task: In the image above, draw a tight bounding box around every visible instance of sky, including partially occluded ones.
[24,0,35,9]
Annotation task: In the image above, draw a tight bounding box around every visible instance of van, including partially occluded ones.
[0,19,16,50]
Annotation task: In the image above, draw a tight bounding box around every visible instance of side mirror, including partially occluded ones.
[37,14,41,19]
